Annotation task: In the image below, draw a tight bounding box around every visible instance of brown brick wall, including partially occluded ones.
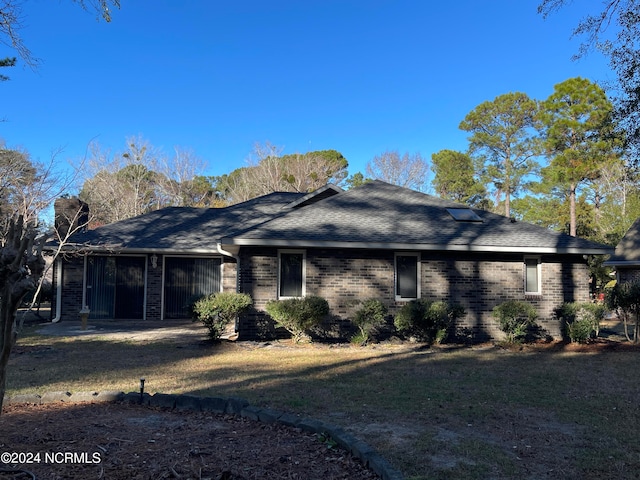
[55,248,590,340]
[146,255,163,321]
[237,247,591,341]
[58,255,85,322]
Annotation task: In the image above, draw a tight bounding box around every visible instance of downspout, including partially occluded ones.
[216,243,241,292]
[51,257,62,323]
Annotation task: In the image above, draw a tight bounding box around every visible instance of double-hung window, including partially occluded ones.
[524,256,541,295]
[395,253,420,300]
[278,250,305,298]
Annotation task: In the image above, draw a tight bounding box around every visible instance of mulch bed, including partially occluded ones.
[0,402,380,480]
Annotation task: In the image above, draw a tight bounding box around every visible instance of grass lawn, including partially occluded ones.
[5,321,640,480]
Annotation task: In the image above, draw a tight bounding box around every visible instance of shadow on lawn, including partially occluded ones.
[7,321,640,480]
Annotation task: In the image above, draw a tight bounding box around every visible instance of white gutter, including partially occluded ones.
[220,238,614,256]
[51,257,62,323]
[216,243,241,292]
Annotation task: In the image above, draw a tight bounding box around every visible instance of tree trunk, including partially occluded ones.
[0,217,45,414]
[569,184,577,237]
[0,293,20,412]
[622,311,632,342]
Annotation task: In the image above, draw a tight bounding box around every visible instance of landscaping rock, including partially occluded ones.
[175,394,201,411]
[200,396,227,414]
[5,394,41,405]
[40,391,72,403]
[225,397,249,415]
[149,393,176,409]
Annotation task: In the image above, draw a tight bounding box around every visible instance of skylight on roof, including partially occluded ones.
[447,208,483,222]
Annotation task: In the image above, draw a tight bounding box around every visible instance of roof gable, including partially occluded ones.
[605,218,640,265]
[283,184,343,209]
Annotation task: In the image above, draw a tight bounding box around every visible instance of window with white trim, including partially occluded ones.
[278,250,305,298]
[524,256,541,295]
[395,253,420,300]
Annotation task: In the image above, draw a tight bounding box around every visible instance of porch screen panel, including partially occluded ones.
[114,257,145,319]
[86,256,116,319]
[164,257,221,319]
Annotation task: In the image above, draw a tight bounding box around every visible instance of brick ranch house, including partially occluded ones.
[48,181,613,341]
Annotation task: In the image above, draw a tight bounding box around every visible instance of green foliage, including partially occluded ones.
[606,280,640,343]
[192,292,253,341]
[351,299,388,345]
[538,77,622,236]
[265,296,330,342]
[0,57,16,82]
[316,432,338,450]
[555,302,606,343]
[343,172,371,189]
[492,300,538,343]
[430,149,488,207]
[394,299,465,344]
[459,91,541,217]
[538,0,640,158]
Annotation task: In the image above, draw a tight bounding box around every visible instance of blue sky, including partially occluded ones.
[1,0,612,192]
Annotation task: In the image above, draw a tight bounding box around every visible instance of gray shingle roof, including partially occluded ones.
[64,191,303,253]
[605,218,640,265]
[62,181,613,255]
[221,181,613,254]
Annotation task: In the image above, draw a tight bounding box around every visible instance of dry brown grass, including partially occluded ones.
[6,320,640,480]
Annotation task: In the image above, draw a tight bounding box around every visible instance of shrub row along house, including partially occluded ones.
[48,181,613,341]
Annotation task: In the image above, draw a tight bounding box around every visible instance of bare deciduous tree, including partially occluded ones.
[79,137,209,225]
[220,142,349,205]
[365,150,430,192]
[0,0,120,68]
[154,146,208,207]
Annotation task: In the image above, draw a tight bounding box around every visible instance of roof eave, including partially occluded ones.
[49,244,223,255]
[603,259,640,267]
[220,238,613,255]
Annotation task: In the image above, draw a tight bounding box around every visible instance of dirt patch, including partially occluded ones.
[0,402,380,480]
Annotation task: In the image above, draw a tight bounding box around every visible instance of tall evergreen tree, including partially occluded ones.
[459,92,540,217]
[538,77,621,236]
[431,149,487,207]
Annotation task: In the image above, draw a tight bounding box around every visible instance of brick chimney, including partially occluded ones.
[54,197,89,240]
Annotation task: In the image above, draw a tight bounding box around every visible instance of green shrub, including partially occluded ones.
[192,292,253,341]
[351,298,388,345]
[265,296,330,342]
[555,302,606,343]
[492,300,538,343]
[606,281,640,343]
[394,299,465,344]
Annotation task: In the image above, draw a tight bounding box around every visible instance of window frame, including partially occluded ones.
[524,256,542,295]
[278,249,306,299]
[394,252,421,301]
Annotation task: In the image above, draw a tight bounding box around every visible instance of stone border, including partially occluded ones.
[4,391,403,480]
